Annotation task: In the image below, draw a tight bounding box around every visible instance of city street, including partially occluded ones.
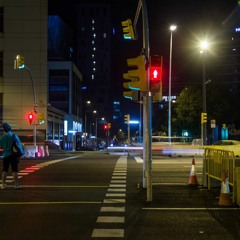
[0,151,239,240]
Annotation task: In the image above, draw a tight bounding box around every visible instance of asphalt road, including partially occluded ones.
[0,151,239,240]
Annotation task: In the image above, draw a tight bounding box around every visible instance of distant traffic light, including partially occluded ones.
[28,112,33,124]
[121,19,135,40]
[149,56,162,92]
[104,124,108,131]
[14,55,25,69]
[107,123,111,129]
[37,112,45,124]
[201,112,207,123]
[124,114,130,124]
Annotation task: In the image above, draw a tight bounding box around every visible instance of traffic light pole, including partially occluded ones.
[137,0,152,201]
[24,65,37,148]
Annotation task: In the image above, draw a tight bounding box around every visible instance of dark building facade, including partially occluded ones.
[75,2,112,119]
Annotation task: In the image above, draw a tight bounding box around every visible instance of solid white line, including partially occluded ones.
[142,207,240,211]
[0,201,102,205]
[152,183,187,186]
[13,185,108,188]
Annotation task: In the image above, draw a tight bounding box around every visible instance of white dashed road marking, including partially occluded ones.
[91,155,127,238]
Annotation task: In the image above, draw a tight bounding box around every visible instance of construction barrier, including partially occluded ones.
[23,144,50,158]
[204,148,235,188]
[204,148,239,205]
[234,167,240,206]
[23,145,38,158]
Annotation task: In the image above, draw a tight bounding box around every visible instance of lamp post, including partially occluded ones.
[14,55,37,148]
[200,41,209,146]
[168,25,177,144]
[84,101,91,136]
[95,117,104,139]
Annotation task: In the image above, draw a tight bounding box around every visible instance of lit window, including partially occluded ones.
[92,74,94,80]
[92,27,95,31]
[92,19,95,24]
[93,47,96,51]
[92,54,95,59]
[92,40,95,45]
[103,33,107,38]
[93,33,96,38]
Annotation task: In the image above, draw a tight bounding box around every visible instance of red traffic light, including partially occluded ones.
[104,124,108,130]
[28,112,33,124]
[150,67,161,81]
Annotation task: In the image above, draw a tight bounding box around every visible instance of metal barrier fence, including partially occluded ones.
[204,148,239,204]
[235,167,240,206]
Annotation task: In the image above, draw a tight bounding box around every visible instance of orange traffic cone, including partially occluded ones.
[188,158,199,186]
[218,170,233,206]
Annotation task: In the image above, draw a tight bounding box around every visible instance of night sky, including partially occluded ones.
[49,0,238,116]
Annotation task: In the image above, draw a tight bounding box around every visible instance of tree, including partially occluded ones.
[173,85,202,137]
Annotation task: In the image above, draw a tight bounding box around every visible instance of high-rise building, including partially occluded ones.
[75,2,112,119]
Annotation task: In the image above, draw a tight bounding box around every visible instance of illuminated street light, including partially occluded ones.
[95,117,105,139]
[168,25,177,144]
[200,40,209,145]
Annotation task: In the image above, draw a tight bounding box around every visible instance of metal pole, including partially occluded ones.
[202,52,207,187]
[141,0,152,201]
[168,31,173,144]
[24,65,37,148]
[95,118,98,139]
[128,123,130,144]
[202,55,207,145]
[84,113,87,146]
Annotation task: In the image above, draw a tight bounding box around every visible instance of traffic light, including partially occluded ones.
[149,56,162,92]
[123,89,140,101]
[37,112,45,124]
[124,114,130,124]
[104,124,108,131]
[28,112,34,124]
[107,123,111,129]
[123,55,147,94]
[121,19,135,40]
[201,112,207,123]
[14,55,25,69]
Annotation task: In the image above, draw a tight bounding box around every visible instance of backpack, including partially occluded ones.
[12,134,24,158]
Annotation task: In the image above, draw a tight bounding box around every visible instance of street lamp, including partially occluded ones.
[95,117,105,139]
[84,101,91,135]
[14,55,37,148]
[168,25,177,144]
[200,40,209,145]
